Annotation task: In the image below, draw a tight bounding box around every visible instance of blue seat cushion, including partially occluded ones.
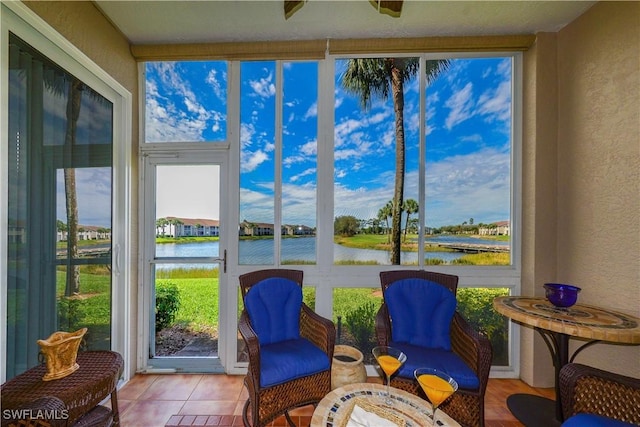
[562,413,637,427]
[244,277,302,346]
[385,278,456,350]
[390,341,480,390]
[260,338,330,388]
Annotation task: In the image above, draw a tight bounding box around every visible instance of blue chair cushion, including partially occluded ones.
[562,414,637,427]
[390,341,480,390]
[260,338,330,388]
[244,277,301,346]
[385,278,456,350]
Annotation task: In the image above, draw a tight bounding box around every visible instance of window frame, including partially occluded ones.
[1,1,132,383]
[141,51,522,377]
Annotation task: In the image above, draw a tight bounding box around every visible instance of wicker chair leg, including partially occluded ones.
[284,411,296,427]
[242,399,253,427]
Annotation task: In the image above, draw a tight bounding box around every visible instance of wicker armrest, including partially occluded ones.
[238,310,261,382]
[559,363,640,424]
[300,304,336,358]
[375,305,391,347]
[451,312,493,390]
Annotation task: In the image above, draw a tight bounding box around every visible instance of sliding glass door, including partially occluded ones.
[5,33,115,379]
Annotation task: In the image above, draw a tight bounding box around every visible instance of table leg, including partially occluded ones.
[506,329,570,426]
[537,329,569,421]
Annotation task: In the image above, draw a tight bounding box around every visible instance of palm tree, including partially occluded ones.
[341,59,450,264]
[168,217,183,237]
[378,200,393,243]
[156,218,169,236]
[402,198,419,242]
[44,73,110,296]
[63,78,83,295]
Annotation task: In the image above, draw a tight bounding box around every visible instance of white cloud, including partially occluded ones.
[425,148,510,226]
[304,102,318,120]
[289,167,317,183]
[330,146,510,228]
[249,72,276,98]
[241,150,269,173]
[478,81,511,123]
[206,68,225,101]
[144,62,224,142]
[444,82,474,130]
[300,139,317,156]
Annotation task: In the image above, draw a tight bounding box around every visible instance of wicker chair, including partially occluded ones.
[238,269,336,427]
[559,363,640,426]
[375,270,492,427]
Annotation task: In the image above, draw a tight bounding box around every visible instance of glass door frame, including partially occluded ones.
[139,149,229,373]
[0,2,132,383]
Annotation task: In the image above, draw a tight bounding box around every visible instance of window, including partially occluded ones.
[333,56,512,267]
[239,61,319,265]
[144,61,227,143]
[144,52,520,371]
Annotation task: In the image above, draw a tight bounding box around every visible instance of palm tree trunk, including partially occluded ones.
[64,79,82,296]
[390,65,405,265]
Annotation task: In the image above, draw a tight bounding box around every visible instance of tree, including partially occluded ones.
[402,198,419,242]
[62,78,83,296]
[168,217,183,237]
[45,74,109,296]
[156,218,169,236]
[334,215,359,237]
[377,201,393,243]
[341,59,450,264]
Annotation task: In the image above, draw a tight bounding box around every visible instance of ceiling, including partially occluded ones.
[94,1,596,45]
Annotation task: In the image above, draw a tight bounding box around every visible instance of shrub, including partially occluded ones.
[156,281,181,331]
[57,296,87,331]
[344,301,378,357]
[457,288,510,366]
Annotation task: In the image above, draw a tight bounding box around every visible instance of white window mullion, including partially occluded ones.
[418,56,427,267]
[274,61,283,264]
[314,54,335,319]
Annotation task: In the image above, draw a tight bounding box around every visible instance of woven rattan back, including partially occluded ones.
[379,270,458,295]
[239,269,303,299]
[560,363,640,424]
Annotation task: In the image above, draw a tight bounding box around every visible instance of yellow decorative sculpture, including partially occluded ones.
[37,328,87,381]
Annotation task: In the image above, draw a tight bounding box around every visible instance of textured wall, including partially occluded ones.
[555,1,640,377]
[521,0,639,387]
[521,32,560,387]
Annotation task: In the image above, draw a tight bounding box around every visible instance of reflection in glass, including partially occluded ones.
[7,34,113,379]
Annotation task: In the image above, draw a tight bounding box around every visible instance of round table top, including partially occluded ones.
[310,382,460,427]
[493,296,640,344]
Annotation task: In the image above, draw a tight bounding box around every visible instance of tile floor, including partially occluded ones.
[113,373,555,427]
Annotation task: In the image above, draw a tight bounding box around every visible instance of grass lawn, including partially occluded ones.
[55,256,510,364]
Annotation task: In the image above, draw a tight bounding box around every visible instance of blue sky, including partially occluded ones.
[144,56,512,228]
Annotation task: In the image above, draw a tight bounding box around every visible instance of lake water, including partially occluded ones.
[155,236,507,269]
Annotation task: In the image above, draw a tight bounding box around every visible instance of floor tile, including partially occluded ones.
[139,374,203,401]
[119,399,185,427]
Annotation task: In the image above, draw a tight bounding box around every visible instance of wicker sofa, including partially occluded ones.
[559,363,640,426]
